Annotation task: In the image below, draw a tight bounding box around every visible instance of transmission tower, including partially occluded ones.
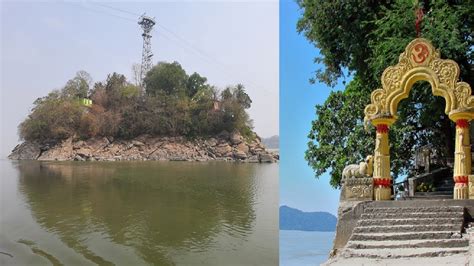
[138,14,156,87]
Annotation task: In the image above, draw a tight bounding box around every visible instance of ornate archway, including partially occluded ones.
[364,38,474,200]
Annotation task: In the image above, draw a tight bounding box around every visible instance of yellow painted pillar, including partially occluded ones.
[372,118,395,201]
[452,117,471,199]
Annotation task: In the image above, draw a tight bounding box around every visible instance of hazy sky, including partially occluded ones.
[0,1,278,158]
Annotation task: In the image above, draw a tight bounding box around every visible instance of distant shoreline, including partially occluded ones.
[279,206,337,231]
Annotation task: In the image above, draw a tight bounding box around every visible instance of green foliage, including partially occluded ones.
[306,77,374,188]
[186,72,208,98]
[61,70,92,99]
[299,0,473,187]
[416,182,435,192]
[19,62,254,142]
[219,85,253,135]
[144,61,188,97]
[19,93,84,141]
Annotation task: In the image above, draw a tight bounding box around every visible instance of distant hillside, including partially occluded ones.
[279,206,337,231]
[262,135,279,149]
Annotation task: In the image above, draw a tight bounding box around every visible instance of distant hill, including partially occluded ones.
[262,135,279,149]
[279,206,337,231]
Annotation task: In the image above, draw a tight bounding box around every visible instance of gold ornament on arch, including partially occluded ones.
[363,38,474,126]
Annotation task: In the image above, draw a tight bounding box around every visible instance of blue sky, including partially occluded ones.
[280,0,345,215]
[0,1,278,158]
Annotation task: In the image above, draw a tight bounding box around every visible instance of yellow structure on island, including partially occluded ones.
[80,98,93,107]
[364,38,474,200]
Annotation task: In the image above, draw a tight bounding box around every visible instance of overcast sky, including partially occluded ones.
[0,1,278,158]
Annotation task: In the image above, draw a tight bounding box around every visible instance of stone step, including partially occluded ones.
[342,246,469,259]
[437,178,454,183]
[353,224,462,233]
[350,231,461,241]
[347,238,469,249]
[436,184,454,188]
[405,195,454,200]
[358,217,463,226]
[361,212,463,219]
[364,206,464,214]
[435,187,454,192]
[436,185,455,190]
[415,191,453,196]
[436,183,454,188]
[410,195,453,200]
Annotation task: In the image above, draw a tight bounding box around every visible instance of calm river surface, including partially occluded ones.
[0,160,278,265]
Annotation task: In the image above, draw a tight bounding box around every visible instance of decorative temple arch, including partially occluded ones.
[363,38,474,200]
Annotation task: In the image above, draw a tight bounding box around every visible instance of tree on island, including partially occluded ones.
[298,0,474,187]
[19,62,254,143]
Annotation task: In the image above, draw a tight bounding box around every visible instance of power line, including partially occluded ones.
[158,24,231,70]
[73,1,270,94]
[86,1,231,71]
[71,2,136,23]
[91,2,141,17]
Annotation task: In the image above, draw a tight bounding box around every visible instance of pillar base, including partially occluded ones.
[453,176,469,199]
[374,186,391,200]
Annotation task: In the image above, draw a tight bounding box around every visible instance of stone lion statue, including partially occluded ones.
[342,155,374,179]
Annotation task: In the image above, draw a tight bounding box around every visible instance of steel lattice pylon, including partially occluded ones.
[138,14,156,87]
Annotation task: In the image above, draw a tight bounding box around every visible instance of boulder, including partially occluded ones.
[73,140,85,150]
[8,142,41,160]
[234,150,247,160]
[38,137,74,161]
[214,143,232,155]
[250,147,265,155]
[217,130,230,140]
[74,154,86,161]
[170,156,187,161]
[132,140,145,147]
[206,138,218,147]
[76,148,92,158]
[235,142,249,153]
[230,131,243,145]
[86,137,110,149]
[258,153,275,163]
[247,155,260,163]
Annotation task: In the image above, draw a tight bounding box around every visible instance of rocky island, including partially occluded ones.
[10,62,277,163]
[9,131,277,163]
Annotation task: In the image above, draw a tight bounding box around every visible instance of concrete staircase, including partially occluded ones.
[341,206,469,259]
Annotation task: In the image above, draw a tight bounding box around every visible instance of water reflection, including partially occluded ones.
[15,161,260,265]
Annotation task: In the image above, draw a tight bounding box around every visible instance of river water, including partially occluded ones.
[280,230,334,266]
[0,160,278,265]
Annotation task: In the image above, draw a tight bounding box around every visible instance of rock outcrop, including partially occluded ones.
[8,142,41,160]
[8,132,278,163]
